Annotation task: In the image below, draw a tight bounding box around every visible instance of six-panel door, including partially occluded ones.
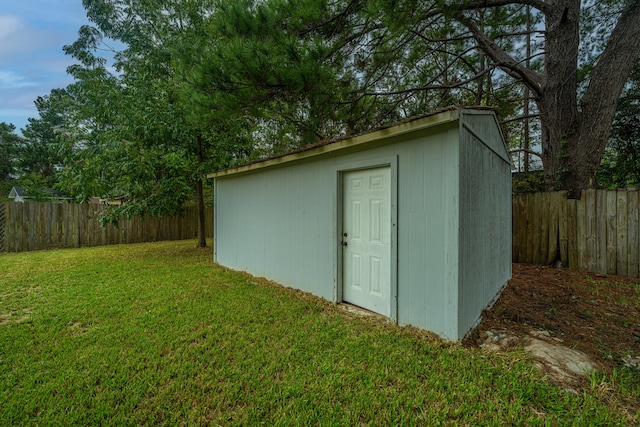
[342,167,391,316]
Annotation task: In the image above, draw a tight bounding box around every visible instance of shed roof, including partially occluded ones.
[207,107,502,179]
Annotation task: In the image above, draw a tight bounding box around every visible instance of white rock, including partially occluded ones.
[525,338,596,379]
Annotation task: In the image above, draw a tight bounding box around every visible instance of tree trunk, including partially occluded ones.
[536,0,580,194]
[195,134,207,248]
[459,0,640,197]
[537,0,640,198]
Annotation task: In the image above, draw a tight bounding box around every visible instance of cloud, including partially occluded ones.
[0,3,98,132]
[0,15,53,58]
[8,1,90,27]
[0,70,38,88]
[0,15,23,39]
[0,11,87,64]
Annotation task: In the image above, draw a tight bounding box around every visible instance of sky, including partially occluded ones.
[0,1,92,134]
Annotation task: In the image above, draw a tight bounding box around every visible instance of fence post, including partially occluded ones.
[627,190,639,278]
[0,202,5,253]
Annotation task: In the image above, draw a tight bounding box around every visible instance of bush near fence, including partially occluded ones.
[0,202,213,253]
[513,189,640,278]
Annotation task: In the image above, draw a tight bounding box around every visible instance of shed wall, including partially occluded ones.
[214,125,462,337]
[213,110,510,340]
[457,113,512,337]
[215,159,337,301]
[393,125,460,338]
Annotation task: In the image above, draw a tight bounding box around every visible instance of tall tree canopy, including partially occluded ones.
[44,0,640,232]
[0,90,74,197]
[373,0,640,196]
[459,0,640,196]
[597,61,640,188]
[0,123,21,187]
[18,89,73,185]
[196,0,640,196]
[60,0,255,247]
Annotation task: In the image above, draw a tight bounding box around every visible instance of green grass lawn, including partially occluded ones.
[0,240,636,425]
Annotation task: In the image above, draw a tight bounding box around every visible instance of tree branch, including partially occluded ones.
[456,14,544,97]
[362,66,494,97]
[419,0,553,20]
[502,113,540,124]
[510,148,541,158]
[444,0,552,16]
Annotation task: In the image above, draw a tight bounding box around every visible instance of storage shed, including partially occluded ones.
[208,108,511,340]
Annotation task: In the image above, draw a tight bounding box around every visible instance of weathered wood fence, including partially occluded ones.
[7,193,640,277]
[513,189,640,278]
[0,202,213,253]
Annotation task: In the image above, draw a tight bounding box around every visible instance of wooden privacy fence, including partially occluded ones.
[0,202,213,253]
[513,189,640,278]
[0,202,5,253]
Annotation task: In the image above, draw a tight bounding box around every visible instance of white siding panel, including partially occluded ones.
[215,162,336,300]
[395,125,460,338]
[457,113,512,338]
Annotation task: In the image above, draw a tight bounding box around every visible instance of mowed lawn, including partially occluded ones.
[0,240,633,425]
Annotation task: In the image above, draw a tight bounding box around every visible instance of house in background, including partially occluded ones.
[208,108,512,340]
[88,195,126,205]
[8,186,71,203]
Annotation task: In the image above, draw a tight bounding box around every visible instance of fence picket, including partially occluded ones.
[17,203,26,252]
[606,191,618,274]
[627,191,639,278]
[559,193,568,267]
[576,196,587,270]
[596,190,607,274]
[525,193,534,263]
[540,192,550,264]
[547,192,559,264]
[27,203,35,250]
[512,196,519,262]
[616,191,629,277]
[585,189,597,272]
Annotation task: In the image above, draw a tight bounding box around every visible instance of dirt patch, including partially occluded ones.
[465,263,640,389]
[0,309,33,326]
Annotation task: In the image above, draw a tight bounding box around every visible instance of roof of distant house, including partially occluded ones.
[8,186,70,199]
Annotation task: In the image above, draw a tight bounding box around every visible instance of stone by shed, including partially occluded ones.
[208,108,511,340]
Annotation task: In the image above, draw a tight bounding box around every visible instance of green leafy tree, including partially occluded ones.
[597,62,640,188]
[193,0,532,153]
[18,90,70,183]
[0,122,22,198]
[0,123,20,182]
[7,89,75,197]
[202,0,640,196]
[370,0,640,196]
[192,0,384,149]
[60,0,255,247]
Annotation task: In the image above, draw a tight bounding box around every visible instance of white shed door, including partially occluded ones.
[342,167,391,316]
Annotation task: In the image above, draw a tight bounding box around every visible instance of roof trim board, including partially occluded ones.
[207,109,470,179]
